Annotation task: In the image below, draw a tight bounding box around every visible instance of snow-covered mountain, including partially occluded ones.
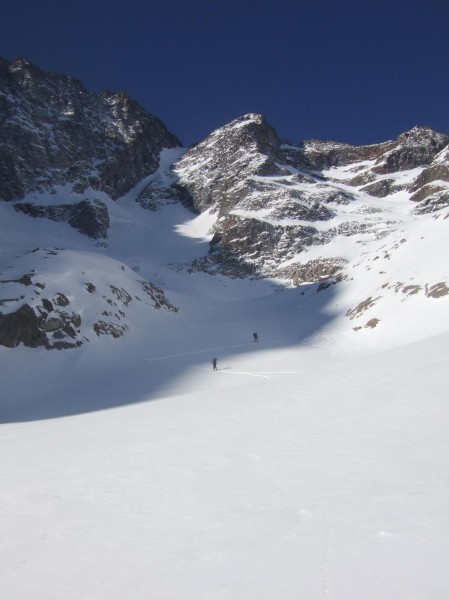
[0,57,183,348]
[1,56,449,351]
[172,113,449,281]
[2,58,449,600]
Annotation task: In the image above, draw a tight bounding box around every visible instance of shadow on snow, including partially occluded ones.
[0,278,338,423]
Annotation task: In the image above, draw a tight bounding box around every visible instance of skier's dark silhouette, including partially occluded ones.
[253,332,259,343]
[212,357,218,371]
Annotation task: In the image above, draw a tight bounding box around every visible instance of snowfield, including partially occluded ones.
[1,184,449,599]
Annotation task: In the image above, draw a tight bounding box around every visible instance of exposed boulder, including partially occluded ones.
[0,304,47,348]
[360,179,397,198]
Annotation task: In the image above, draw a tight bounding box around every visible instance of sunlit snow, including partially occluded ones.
[1,165,449,599]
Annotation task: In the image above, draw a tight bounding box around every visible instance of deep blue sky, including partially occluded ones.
[2,0,448,147]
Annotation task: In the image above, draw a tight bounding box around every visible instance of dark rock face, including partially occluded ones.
[373,127,449,174]
[293,126,449,174]
[360,179,397,198]
[0,296,82,350]
[138,281,179,311]
[279,258,345,285]
[410,147,449,191]
[14,199,110,239]
[136,174,188,210]
[0,265,84,349]
[0,56,181,202]
[289,138,388,171]
[0,304,82,349]
[0,304,47,348]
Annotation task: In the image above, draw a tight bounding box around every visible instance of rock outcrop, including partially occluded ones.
[0,248,178,350]
[14,199,110,239]
[2,56,449,349]
[0,56,181,202]
[171,116,449,280]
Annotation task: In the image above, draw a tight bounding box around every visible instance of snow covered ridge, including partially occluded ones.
[172,115,449,281]
[2,56,449,351]
[0,248,178,350]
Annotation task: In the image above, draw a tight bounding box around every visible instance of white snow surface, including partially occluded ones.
[1,174,449,599]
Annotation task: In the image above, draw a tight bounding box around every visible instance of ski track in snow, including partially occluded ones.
[144,339,287,362]
[321,510,333,600]
[253,371,303,374]
[194,367,270,380]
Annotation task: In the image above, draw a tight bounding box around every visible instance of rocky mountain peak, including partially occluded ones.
[372,125,449,175]
[396,125,447,147]
[2,57,449,351]
[170,112,449,282]
[216,112,281,155]
[9,55,41,74]
[173,113,284,215]
[0,55,181,202]
[191,112,281,160]
[105,91,138,121]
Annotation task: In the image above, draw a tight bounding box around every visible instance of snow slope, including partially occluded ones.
[1,184,449,599]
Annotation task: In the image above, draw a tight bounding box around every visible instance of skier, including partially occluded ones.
[212,357,218,371]
[253,332,259,343]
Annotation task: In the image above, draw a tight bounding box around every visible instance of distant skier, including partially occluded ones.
[253,332,259,343]
[212,357,218,371]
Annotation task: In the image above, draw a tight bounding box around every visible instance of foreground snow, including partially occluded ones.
[1,187,449,599]
[1,310,449,599]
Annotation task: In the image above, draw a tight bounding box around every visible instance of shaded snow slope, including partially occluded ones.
[0,195,181,348]
[1,161,449,600]
[1,315,449,600]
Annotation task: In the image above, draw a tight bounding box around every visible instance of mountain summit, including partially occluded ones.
[1,57,449,350]
[0,55,181,202]
[172,114,449,282]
